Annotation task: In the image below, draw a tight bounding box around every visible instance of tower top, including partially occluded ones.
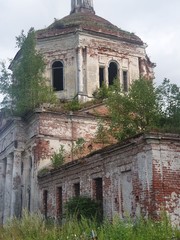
[71,0,95,14]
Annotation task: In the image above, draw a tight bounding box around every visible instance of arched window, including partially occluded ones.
[108,62,118,86]
[52,61,64,91]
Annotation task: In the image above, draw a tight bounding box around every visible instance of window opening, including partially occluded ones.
[21,161,24,175]
[20,188,23,217]
[27,157,32,212]
[108,62,118,86]
[28,187,31,212]
[43,190,48,219]
[94,178,103,202]
[56,187,63,220]
[99,67,105,87]
[29,157,33,170]
[123,71,128,92]
[52,61,64,91]
[93,178,103,219]
[74,183,80,197]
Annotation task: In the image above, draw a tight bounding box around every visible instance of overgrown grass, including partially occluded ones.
[0,212,179,240]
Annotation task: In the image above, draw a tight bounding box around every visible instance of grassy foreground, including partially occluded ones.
[0,212,179,240]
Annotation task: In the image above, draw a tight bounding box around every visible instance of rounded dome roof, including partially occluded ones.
[37,12,143,45]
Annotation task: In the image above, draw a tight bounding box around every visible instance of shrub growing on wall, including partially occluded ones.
[51,145,65,168]
[0,28,57,116]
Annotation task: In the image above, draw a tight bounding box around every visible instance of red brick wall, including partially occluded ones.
[152,140,180,224]
[38,133,180,227]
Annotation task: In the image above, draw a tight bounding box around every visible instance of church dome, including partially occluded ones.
[37,11,143,45]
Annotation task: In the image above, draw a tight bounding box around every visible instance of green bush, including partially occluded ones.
[64,99,81,111]
[73,138,86,157]
[93,83,110,100]
[51,145,65,169]
[95,122,110,144]
[65,196,102,221]
[38,167,49,177]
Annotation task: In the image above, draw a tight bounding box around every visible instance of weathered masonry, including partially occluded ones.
[0,109,100,225]
[12,0,155,102]
[0,0,157,225]
[38,133,180,227]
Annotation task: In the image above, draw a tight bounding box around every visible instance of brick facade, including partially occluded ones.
[1,0,178,228]
[0,109,100,224]
[38,133,180,227]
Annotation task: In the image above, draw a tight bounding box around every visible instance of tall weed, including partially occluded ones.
[0,211,179,240]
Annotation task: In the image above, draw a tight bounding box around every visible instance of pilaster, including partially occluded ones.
[0,159,6,224]
[22,156,32,211]
[77,47,83,93]
[3,154,13,224]
[11,151,22,218]
[104,64,109,86]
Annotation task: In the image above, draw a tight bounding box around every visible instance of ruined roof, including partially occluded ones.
[37,12,143,45]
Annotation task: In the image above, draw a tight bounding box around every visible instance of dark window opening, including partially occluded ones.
[138,57,143,77]
[52,61,64,91]
[28,188,31,212]
[29,157,32,170]
[99,67,105,88]
[21,161,24,175]
[93,178,103,219]
[93,178,103,202]
[123,71,128,92]
[28,157,32,212]
[82,47,87,63]
[14,140,18,148]
[20,188,23,217]
[108,62,118,86]
[43,190,48,219]
[56,187,63,220]
[74,183,80,197]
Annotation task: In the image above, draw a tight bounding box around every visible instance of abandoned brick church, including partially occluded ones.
[0,0,179,227]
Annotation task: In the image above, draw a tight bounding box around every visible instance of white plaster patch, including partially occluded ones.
[166,192,180,228]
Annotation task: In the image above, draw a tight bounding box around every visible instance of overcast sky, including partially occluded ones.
[0,0,180,86]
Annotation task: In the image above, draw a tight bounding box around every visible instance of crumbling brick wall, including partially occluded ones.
[38,133,180,227]
[34,111,99,169]
[0,109,101,224]
[151,136,180,225]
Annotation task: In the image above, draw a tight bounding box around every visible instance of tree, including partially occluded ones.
[0,28,57,116]
[106,78,159,141]
[156,78,180,131]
